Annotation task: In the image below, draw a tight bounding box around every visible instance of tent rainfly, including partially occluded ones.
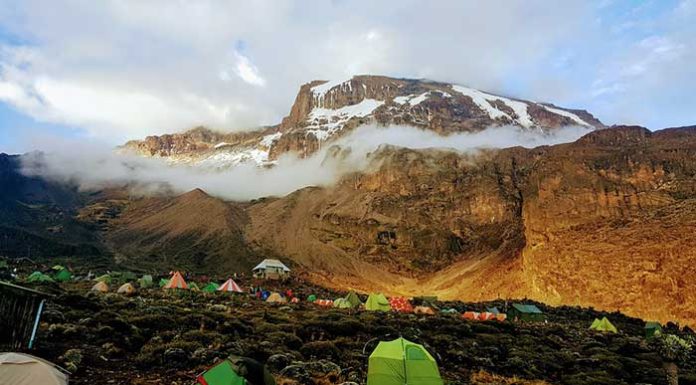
[252,259,290,280]
[367,337,444,385]
[196,356,276,385]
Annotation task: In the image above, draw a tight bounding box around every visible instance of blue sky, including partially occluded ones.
[1,0,694,154]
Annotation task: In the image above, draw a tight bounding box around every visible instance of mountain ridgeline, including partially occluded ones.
[121,76,604,168]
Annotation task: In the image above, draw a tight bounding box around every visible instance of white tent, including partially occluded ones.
[0,352,68,385]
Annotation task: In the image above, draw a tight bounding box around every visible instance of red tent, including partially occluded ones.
[164,271,188,290]
[218,278,243,293]
[389,297,413,313]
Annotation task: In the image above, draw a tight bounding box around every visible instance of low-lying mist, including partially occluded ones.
[20,125,591,201]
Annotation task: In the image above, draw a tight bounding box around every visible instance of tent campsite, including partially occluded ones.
[367,337,443,385]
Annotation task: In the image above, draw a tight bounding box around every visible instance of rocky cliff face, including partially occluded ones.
[244,125,696,325]
[122,75,605,166]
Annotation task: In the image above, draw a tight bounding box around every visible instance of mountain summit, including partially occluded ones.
[122,75,604,167]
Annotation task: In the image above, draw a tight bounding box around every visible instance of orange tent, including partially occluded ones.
[413,306,435,315]
[218,278,243,293]
[479,312,496,321]
[316,299,334,307]
[290,297,300,303]
[462,311,479,320]
[389,297,413,313]
[496,313,507,322]
[164,271,188,290]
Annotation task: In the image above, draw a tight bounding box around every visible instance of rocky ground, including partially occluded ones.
[20,276,696,385]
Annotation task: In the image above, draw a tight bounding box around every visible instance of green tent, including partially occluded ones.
[138,275,153,288]
[307,294,317,302]
[202,282,219,293]
[189,282,200,291]
[197,356,276,385]
[334,298,352,309]
[344,291,362,308]
[365,293,391,312]
[51,265,65,271]
[159,278,170,288]
[367,337,443,385]
[645,321,662,339]
[589,317,618,333]
[26,271,54,283]
[197,359,246,385]
[54,269,72,282]
[507,303,544,322]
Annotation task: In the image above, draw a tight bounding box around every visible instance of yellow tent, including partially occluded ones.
[589,317,618,333]
[91,281,109,293]
[117,283,137,296]
[266,292,287,303]
[365,293,391,312]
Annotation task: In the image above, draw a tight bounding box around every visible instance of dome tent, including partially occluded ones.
[365,293,391,312]
[0,352,69,385]
[367,337,443,385]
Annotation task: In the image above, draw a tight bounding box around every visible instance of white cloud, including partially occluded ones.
[20,124,592,201]
[233,51,266,86]
[0,0,693,142]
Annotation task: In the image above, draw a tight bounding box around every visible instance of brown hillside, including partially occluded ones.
[245,126,696,326]
[105,188,260,272]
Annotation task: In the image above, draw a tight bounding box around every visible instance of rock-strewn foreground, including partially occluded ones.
[3,125,696,327]
[23,278,696,385]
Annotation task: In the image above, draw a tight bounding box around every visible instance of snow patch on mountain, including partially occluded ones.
[306,98,384,140]
[310,78,354,107]
[260,132,282,147]
[451,85,535,127]
[542,105,590,127]
[394,92,430,106]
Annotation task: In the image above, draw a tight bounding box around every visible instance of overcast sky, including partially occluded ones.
[1,0,695,153]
